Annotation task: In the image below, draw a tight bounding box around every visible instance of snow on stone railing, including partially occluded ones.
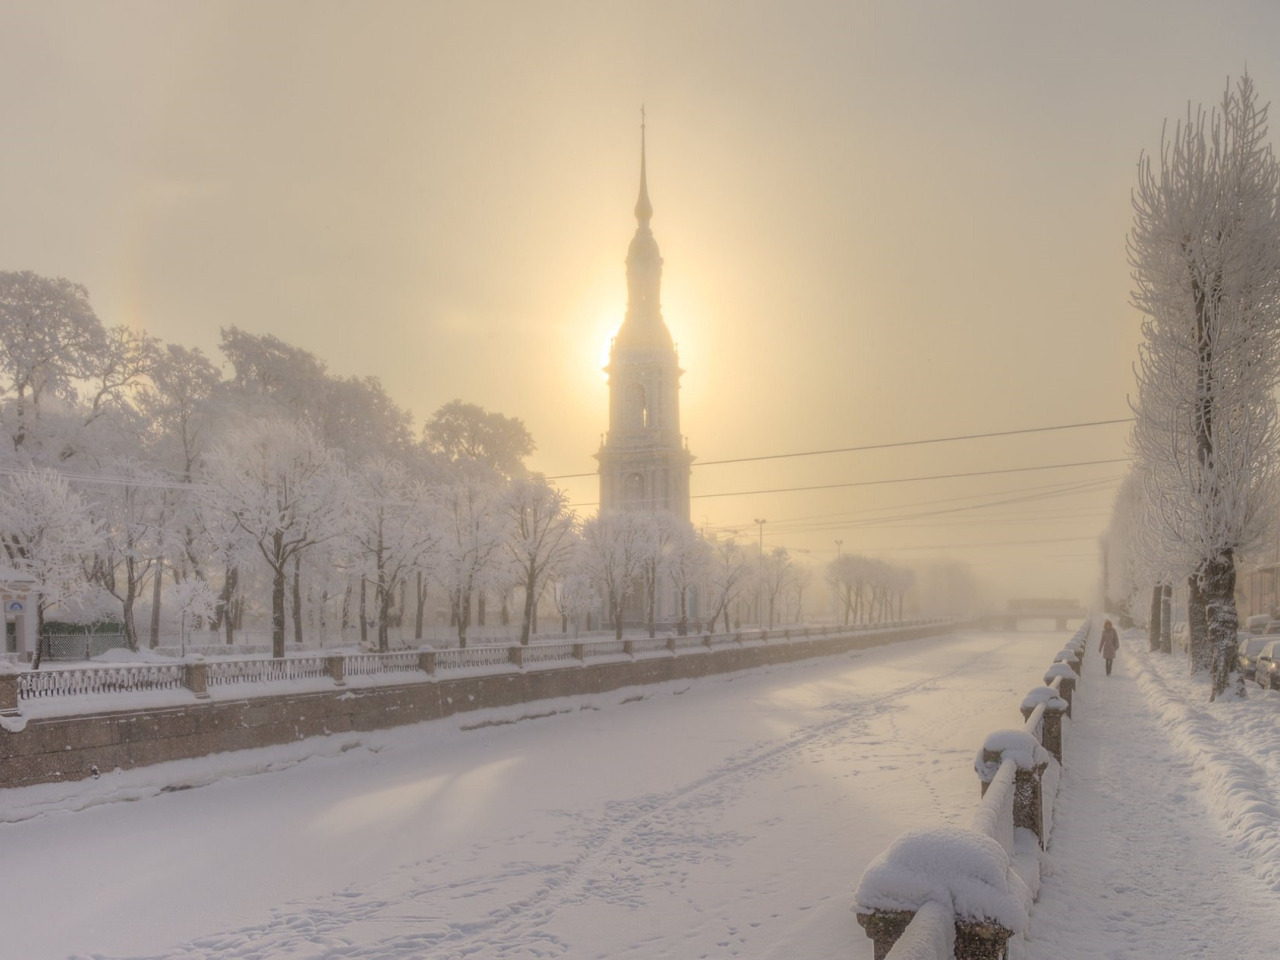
[19,662,187,699]
[855,615,1092,960]
[7,619,951,706]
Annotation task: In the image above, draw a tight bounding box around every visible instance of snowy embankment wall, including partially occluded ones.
[854,619,1089,960]
[0,621,951,788]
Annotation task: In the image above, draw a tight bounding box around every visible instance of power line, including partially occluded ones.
[545,417,1134,480]
[566,457,1130,510]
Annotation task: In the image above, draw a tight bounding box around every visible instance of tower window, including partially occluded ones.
[624,472,645,504]
[628,383,649,429]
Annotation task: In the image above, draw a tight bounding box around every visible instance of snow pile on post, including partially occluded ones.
[853,826,1030,933]
[1020,686,1067,714]
[973,730,1049,783]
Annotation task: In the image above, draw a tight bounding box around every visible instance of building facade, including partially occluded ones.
[595,124,695,521]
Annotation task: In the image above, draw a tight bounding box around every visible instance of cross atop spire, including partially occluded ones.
[635,106,653,224]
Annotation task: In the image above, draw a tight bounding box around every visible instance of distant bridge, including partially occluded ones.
[979,598,1086,632]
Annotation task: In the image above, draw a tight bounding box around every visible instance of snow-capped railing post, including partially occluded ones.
[1043,662,1078,716]
[0,662,20,716]
[508,645,525,668]
[976,731,1050,849]
[417,648,437,676]
[702,632,714,648]
[326,654,346,687]
[854,827,1026,960]
[571,642,585,661]
[182,657,210,699]
[1021,687,1068,764]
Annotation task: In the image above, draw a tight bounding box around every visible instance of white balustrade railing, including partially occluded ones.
[206,655,329,687]
[19,662,186,699]
[11,620,949,705]
[344,651,420,677]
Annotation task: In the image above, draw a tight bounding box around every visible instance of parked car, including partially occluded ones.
[1237,635,1270,680]
[1262,621,1280,637]
[1254,640,1280,690]
[1245,614,1273,636]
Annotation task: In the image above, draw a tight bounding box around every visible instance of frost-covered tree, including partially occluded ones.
[0,467,100,664]
[423,400,534,480]
[348,457,439,651]
[0,271,106,454]
[82,459,168,651]
[1128,73,1280,698]
[705,537,750,633]
[202,419,349,657]
[666,524,710,635]
[579,510,651,640]
[432,464,509,647]
[503,475,577,645]
[758,547,794,629]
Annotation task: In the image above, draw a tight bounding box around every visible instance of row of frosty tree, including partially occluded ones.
[1104,73,1280,700]
[0,273,821,661]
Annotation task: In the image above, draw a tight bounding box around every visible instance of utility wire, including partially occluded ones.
[566,457,1129,509]
[546,417,1133,480]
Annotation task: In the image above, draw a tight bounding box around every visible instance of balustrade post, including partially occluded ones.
[509,645,525,668]
[0,665,20,716]
[326,654,346,687]
[1044,664,1078,717]
[978,736,1048,849]
[418,649,437,676]
[854,909,915,960]
[623,639,635,656]
[702,633,713,648]
[183,658,210,700]
[954,920,1015,960]
[572,642,585,661]
[666,636,678,653]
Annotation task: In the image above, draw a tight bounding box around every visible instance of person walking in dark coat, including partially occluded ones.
[1099,619,1120,676]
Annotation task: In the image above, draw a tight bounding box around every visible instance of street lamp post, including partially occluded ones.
[753,519,767,627]
[835,539,843,558]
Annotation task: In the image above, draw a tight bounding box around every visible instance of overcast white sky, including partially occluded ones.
[4,0,1279,602]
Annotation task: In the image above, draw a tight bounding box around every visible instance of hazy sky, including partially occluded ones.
[4,0,1280,603]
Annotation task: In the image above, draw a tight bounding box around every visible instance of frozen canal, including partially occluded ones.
[2,629,1064,960]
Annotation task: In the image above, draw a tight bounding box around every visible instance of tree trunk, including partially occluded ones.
[291,554,303,646]
[1148,584,1162,652]
[150,558,163,649]
[1203,551,1240,700]
[270,553,286,657]
[457,584,471,648]
[359,578,368,647]
[1160,582,1173,654]
[122,555,139,652]
[415,571,426,641]
[1188,571,1212,673]
[377,575,391,653]
[519,578,535,647]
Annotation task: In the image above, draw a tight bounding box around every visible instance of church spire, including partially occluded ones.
[635,106,653,224]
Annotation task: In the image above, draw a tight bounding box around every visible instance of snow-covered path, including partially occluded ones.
[2,630,1060,960]
[1025,632,1280,960]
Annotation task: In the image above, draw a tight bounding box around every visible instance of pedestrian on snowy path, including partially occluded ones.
[1099,619,1120,676]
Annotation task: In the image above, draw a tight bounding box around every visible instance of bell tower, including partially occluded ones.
[596,116,694,521]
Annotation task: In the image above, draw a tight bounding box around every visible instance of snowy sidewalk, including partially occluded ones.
[1024,630,1280,960]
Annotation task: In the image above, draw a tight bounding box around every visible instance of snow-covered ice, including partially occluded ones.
[2,630,1058,959]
